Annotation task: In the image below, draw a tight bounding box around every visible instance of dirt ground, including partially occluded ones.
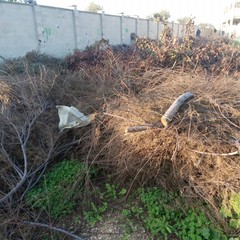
[82,212,150,240]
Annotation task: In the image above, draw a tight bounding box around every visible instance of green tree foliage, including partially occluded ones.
[153,10,170,22]
[87,2,103,13]
[177,16,191,24]
[220,192,240,229]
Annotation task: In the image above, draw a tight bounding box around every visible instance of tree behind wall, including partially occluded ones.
[177,17,191,25]
[87,2,103,13]
[153,10,170,22]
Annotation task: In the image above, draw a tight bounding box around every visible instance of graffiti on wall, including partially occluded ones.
[42,27,52,41]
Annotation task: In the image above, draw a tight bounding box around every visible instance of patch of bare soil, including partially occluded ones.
[82,212,150,240]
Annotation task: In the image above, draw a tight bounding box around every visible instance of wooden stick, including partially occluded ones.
[161,92,194,127]
[125,92,194,133]
[126,122,162,133]
[126,125,151,133]
[191,149,239,156]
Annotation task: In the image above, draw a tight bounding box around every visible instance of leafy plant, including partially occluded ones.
[83,183,126,226]
[104,183,127,200]
[175,209,227,240]
[25,160,90,218]
[220,192,240,229]
[83,202,108,226]
[124,187,227,240]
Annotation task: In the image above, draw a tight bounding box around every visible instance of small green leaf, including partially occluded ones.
[119,188,127,196]
[202,227,210,239]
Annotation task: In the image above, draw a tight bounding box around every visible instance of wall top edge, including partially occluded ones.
[0,2,165,22]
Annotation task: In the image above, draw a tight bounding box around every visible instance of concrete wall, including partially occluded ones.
[0,3,37,58]
[36,6,76,56]
[0,2,214,59]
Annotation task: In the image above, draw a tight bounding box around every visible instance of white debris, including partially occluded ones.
[56,105,94,132]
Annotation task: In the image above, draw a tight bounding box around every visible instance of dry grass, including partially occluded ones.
[0,78,12,106]
[96,71,240,213]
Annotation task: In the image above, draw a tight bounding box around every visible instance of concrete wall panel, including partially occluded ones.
[77,11,102,49]
[102,14,121,45]
[0,3,37,58]
[137,19,148,37]
[37,6,75,56]
[122,17,136,44]
[172,23,179,38]
[149,21,158,39]
[179,24,184,38]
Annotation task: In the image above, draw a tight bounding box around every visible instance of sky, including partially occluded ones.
[37,0,229,28]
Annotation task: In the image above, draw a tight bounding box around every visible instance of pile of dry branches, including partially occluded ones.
[97,70,240,211]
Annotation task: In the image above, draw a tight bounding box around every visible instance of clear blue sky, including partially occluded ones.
[37,0,228,28]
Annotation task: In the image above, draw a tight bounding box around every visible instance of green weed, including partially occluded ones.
[104,183,127,200]
[25,160,90,218]
[83,202,108,226]
[83,183,126,226]
[176,209,227,240]
[124,187,227,240]
[220,192,240,229]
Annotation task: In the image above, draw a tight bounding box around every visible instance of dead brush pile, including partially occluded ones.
[0,35,239,237]
[0,80,12,105]
[135,37,240,76]
[75,46,240,231]
[134,19,240,76]
[98,70,240,215]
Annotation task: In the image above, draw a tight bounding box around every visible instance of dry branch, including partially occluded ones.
[21,221,85,240]
[125,92,194,133]
[191,149,239,156]
[0,68,59,204]
[126,123,162,133]
[126,125,151,133]
[161,91,194,127]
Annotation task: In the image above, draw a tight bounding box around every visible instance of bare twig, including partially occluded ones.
[21,221,85,240]
[191,149,239,156]
[0,67,58,204]
[103,112,144,124]
[216,103,240,130]
[0,107,46,204]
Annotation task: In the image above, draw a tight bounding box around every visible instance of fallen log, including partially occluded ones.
[161,91,194,127]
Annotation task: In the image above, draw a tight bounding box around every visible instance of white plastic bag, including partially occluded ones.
[56,105,94,132]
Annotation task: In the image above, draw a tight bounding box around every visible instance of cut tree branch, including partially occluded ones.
[161,91,194,127]
[125,92,194,133]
